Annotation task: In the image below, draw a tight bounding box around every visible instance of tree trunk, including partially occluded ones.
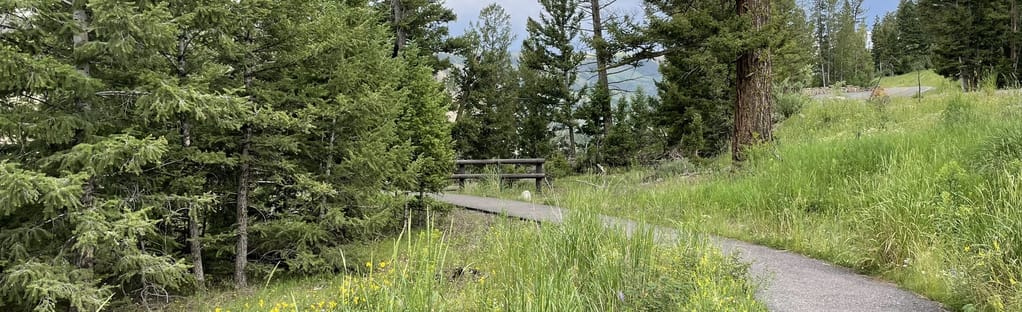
[235,33,255,289]
[391,0,406,58]
[70,5,93,312]
[1013,0,1019,73]
[589,0,612,136]
[567,124,577,159]
[176,32,206,288]
[234,124,251,289]
[733,0,773,163]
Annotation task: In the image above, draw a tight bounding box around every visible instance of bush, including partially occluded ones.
[775,92,811,120]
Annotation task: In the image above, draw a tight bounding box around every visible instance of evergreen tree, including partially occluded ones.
[452,4,518,159]
[895,0,928,74]
[919,0,1019,90]
[396,56,456,196]
[1,1,456,309]
[519,0,587,159]
[604,89,665,166]
[810,0,840,86]
[586,0,613,138]
[385,0,463,70]
[733,0,775,162]
[772,0,816,90]
[622,0,738,157]
[1,2,191,310]
[871,12,900,76]
[830,0,873,86]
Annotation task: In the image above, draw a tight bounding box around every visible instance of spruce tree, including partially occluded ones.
[1,1,191,310]
[871,12,900,76]
[452,4,518,159]
[519,0,586,159]
[772,0,816,90]
[919,0,1018,89]
[895,0,928,74]
[385,0,461,70]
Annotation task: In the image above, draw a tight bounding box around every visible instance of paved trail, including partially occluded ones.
[813,86,935,100]
[435,193,945,312]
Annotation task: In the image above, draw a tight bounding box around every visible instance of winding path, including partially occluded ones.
[434,193,945,312]
[812,86,935,100]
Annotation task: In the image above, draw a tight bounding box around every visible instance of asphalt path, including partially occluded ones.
[434,193,946,312]
[813,86,935,100]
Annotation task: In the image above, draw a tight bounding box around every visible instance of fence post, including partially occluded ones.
[535,162,544,193]
[457,163,466,190]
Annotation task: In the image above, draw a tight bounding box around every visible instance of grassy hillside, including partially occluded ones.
[161,210,763,312]
[466,90,1022,311]
[877,70,955,89]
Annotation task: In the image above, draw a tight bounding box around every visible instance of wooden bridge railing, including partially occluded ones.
[452,158,545,193]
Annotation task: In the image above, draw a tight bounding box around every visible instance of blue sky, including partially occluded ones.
[446,0,900,48]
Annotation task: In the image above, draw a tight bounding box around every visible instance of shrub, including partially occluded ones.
[775,92,810,120]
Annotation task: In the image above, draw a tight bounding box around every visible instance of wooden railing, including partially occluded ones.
[452,158,546,193]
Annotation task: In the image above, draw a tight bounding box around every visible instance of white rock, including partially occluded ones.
[521,190,532,201]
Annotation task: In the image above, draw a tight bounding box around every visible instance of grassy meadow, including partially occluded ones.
[163,210,764,312]
[465,85,1022,311]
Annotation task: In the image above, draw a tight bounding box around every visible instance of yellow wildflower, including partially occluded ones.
[366,261,373,268]
[214,308,222,312]
[965,245,971,252]
[354,296,360,305]
[329,301,338,309]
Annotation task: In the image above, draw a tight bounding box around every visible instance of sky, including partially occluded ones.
[446,0,901,49]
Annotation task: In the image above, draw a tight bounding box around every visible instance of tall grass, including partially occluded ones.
[168,210,764,311]
[465,91,1022,311]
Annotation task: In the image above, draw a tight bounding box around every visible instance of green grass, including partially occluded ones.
[162,210,765,311]
[877,70,955,90]
[463,90,1022,311]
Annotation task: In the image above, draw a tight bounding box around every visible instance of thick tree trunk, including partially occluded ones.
[733,0,773,163]
[589,0,612,136]
[391,0,406,58]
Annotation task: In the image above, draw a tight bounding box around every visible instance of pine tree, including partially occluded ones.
[733,0,774,162]
[452,4,518,159]
[637,0,736,158]
[810,0,840,86]
[1,1,191,310]
[871,12,899,76]
[895,0,928,74]
[772,0,816,90]
[919,0,1018,90]
[586,0,613,138]
[829,0,873,87]
[396,56,456,196]
[519,0,587,159]
[385,0,462,70]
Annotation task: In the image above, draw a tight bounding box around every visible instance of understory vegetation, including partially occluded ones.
[168,210,764,312]
[465,89,1022,311]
